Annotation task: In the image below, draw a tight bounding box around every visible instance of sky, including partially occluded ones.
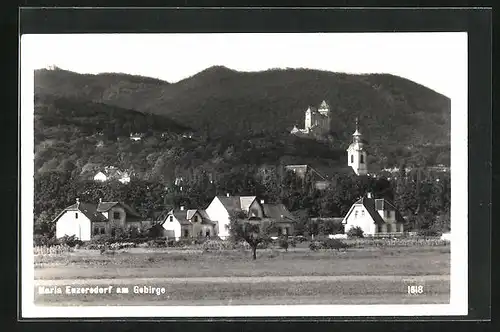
[22,32,467,98]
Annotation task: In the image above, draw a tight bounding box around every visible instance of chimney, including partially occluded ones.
[180,206,185,211]
[367,192,373,199]
[226,193,230,197]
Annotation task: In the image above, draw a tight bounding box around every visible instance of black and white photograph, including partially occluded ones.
[20,28,470,318]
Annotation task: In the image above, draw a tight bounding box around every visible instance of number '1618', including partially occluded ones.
[407,285,424,295]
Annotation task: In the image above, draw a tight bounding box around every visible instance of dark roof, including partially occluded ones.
[97,202,142,218]
[351,198,405,224]
[52,202,108,223]
[169,209,215,225]
[216,196,256,214]
[172,210,192,225]
[262,203,296,223]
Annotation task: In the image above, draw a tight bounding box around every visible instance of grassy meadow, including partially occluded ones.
[33,245,450,306]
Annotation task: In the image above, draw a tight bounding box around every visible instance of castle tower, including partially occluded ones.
[304,107,313,132]
[347,117,368,175]
[318,100,330,117]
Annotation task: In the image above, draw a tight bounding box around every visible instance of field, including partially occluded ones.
[33,244,450,306]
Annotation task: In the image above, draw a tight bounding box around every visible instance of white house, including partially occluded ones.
[159,207,215,240]
[342,193,405,236]
[204,194,259,239]
[93,167,131,184]
[204,194,296,239]
[54,198,144,241]
[93,171,107,182]
[54,198,108,241]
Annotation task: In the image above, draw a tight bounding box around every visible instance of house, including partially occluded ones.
[130,133,144,141]
[160,207,216,240]
[284,165,331,190]
[54,198,107,241]
[53,198,144,241]
[93,171,108,182]
[342,193,405,236]
[204,194,296,239]
[96,200,143,236]
[93,166,131,184]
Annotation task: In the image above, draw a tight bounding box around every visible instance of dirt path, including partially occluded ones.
[35,274,449,285]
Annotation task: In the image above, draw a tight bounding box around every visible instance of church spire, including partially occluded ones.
[353,117,362,138]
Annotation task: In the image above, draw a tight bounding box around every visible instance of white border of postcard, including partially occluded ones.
[20,32,468,318]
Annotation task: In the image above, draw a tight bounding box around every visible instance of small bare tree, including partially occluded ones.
[228,211,276,260]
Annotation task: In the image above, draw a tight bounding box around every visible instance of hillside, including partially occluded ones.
[33,66,451,179]
[35,66,451,149]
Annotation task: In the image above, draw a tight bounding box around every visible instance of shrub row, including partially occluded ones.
[309,239,350,251]
[34,244,74,255]
[342,237,449,248]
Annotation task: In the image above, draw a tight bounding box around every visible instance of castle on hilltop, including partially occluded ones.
[290,100,331,137]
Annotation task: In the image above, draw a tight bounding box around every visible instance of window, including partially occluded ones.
[183,229,189,238]
[111,228,116,236]
[93,227,99,235]
[205,230,210,237]
[360,154,364,164]
[351,155,354,163]
[355,211,358,218]
[100,227,106,235]
[113,212,120,220]
[361,210,365,217]
[193,216,198,223]
[169,216,173,222]
[75,213,78,219]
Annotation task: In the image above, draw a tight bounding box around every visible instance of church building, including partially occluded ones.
[347,118,368,176]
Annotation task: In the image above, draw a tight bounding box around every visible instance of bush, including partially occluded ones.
[309,241,321,251]
[58,235,83,248]
[322,239,349,251]
[417,229,441,237]
[278,237,289,251]
[34,244,73,255]
[202,239,234,251]
[33,234,58,247]
[347,226,364,238]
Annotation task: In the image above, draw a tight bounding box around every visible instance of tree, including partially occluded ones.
[228,211,276,260]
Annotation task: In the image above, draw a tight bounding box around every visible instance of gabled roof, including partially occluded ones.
[262,203,296,223]
[52,202,108,223]
[345,197,405,224]
[97,202,142,218]
[169,209,215,225]
[216,195,256,213]
[173,211,192,225]
[240,196,257,211]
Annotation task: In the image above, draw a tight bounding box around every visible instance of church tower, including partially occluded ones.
[347,117,368,175]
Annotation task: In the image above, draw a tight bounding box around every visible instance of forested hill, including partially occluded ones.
[33,66,451,179]
[35,66,451,149]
